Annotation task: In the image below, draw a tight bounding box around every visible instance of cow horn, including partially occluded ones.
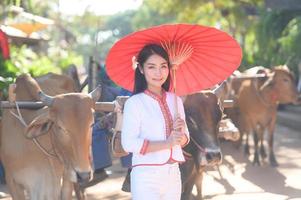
[88,85,102,102]
[39,91,54,106]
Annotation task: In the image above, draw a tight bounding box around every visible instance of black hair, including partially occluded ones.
[133,44,171,94]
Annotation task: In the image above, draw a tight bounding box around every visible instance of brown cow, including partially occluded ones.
[180,91,223,200]
[225,66,277,144]
[1,74,100,200]
[35,72,78,95]
[236,65,298,166]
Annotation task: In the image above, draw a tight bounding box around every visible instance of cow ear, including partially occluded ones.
[25,113,53,139]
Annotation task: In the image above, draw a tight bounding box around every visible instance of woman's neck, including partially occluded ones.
[147,86,162,96]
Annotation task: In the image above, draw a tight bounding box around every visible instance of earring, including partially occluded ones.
[138,66,144,74]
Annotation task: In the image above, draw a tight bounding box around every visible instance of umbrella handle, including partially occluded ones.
[172,68,178,115]
[172,68,181,132]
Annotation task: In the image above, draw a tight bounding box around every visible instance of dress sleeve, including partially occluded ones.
[121,97,147,154]
[177,96,190,147]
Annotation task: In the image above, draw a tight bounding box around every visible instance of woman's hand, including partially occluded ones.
[166,131,186,147]
[173,116,185,132]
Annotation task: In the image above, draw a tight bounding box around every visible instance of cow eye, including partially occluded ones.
[57,125,68,134]
[283,78,289,82]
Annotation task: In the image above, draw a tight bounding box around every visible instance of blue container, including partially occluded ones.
[92,124,112,170]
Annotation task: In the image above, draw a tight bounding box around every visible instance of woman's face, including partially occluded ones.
[140,54,169,90]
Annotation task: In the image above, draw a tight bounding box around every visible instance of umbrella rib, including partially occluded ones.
[181,60,205,91]
[112,69,134,82]
[161,41,194,66]
[187,58,217,87]
[190,31,229,40]
[176,63,192,94]
[177,43,193,65]
[173,28,224,40]
[171,24,181,43]
[194,47,241,57]
[155,27,171,43]
[173,24,204,41]
[194,44,240,48]
[106,62,132,73]
[194,51,241,66]
[122,76,135,91]
[176,25,213,41]
[130,31,162,45]
[192,38,239,43]
[196,54,236,76]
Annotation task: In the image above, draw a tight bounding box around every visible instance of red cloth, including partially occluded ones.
[0,30,10,59]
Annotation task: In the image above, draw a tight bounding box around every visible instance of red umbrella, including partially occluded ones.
[0,29,10,59]
[106,24,242,96]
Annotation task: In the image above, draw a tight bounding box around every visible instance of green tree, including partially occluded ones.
[94,11,136,61]
[134,0,263,69]
[135,0,301,75]
[131,0,177,30]
[255,10,301,74]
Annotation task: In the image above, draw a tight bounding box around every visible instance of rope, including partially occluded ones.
[9,102,58,159]
[10,102,27,126]
[190,137,206,153]
[253,81,277,108]
[183,135,207,160]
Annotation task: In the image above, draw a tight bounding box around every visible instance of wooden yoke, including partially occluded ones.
[1,93,130,113]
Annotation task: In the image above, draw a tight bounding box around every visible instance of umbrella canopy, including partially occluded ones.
[106,24,242,96]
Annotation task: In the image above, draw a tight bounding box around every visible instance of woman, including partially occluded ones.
[121,43,190,200]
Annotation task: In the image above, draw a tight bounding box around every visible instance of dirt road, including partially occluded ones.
[1,124,301,200]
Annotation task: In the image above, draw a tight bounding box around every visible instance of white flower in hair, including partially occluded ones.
[132,56,138,70]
